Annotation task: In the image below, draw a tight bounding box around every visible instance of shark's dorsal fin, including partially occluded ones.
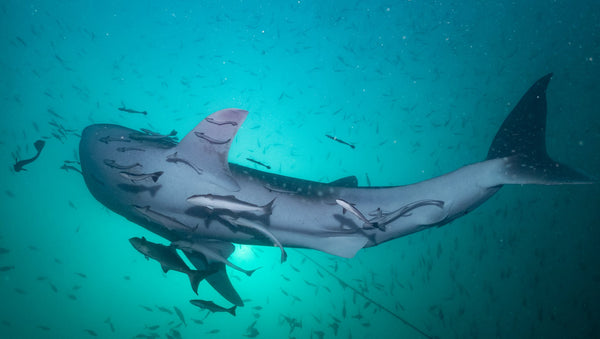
[176,109,248,191]
[329,175,358,188]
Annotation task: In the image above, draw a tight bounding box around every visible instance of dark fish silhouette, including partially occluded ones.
[190,299,236,316]
[325,134,355,149]
[14,140,45,172]
[60,163,83,174]
[129,237,211,294]
[118,106,147,115]
[246,158,271,170]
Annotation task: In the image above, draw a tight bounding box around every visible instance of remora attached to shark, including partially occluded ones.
[79,74,595,306]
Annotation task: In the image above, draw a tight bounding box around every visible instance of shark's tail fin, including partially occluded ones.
[486,73,595,185]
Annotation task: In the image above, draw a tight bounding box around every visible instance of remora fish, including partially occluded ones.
[325,134,355,149]
[13,140,45,172]
[99,135,130,144]
[130,129,177,141]
[166,152,203,175]
[120,171,163,183]
[133,205,196,231]
[118,106,147,115]
[335,199,372,228]
[128,237,212,294]
[190,299,237,316]
[103,159,142,170]
[186,194,275,215]
[366,199,445,230]
[220,215,287,263]
[79,75,596,309]
[172,240,259,277]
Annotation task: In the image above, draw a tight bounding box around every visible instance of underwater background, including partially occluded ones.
[1,0,599,338]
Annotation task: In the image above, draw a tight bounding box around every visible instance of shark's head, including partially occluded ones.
[79,109,250,236]
[80,124,136,210]
[79,124,174,222]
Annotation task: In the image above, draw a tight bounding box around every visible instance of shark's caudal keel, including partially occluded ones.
[79,74,594,306]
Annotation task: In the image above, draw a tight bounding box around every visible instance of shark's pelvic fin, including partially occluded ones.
[487,73,595,185]
[183,250,245,307]
[173,239,257,277]
[176,108,249,191]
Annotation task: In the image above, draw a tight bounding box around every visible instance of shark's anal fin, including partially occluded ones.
[176,109,249,191]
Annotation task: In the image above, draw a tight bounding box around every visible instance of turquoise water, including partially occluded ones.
[1,0,599,338]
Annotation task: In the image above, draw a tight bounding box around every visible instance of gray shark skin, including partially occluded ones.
[79,74,595,305]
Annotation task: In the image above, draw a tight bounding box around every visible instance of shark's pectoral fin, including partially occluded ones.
[184,251,244,306]
[175,109,249,191]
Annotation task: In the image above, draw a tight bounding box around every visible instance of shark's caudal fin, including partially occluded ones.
[486,73,595,185]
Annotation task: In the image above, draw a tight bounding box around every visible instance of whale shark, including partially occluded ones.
[79,73,594,306]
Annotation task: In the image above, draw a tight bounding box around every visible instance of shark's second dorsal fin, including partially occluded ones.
[329,176,358,188]
[176,109,248,191]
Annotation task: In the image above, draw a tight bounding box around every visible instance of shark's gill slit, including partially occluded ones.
[295,249,434,339]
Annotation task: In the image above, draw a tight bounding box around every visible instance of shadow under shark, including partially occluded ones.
[80,73,594,306]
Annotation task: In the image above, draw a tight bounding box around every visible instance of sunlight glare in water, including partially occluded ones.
[231,244,256,262]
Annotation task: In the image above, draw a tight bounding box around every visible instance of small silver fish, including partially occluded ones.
[335,199,372,226]
[194,131,230,144]
[220,215,287,263]
[186,194,275,215]
[103,159,142,170]
[166,152,203,175]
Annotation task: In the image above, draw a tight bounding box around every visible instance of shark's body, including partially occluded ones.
[80,74,594,306]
